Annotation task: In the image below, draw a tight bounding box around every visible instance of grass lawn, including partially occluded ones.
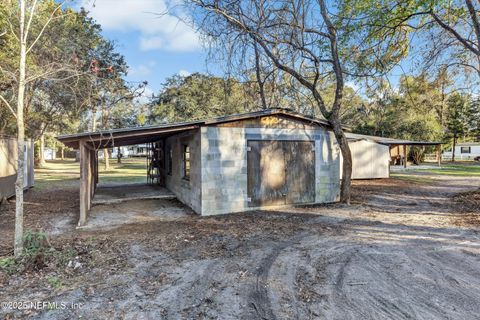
[415,163,480,176]
[390,173,435,184]
[34,157,147,190]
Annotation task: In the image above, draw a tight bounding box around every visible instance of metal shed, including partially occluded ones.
[345,132,442,179]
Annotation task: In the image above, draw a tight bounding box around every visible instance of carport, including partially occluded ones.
[57,121,202,226]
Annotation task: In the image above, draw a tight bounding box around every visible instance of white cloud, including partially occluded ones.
[80,0,201,52]
[178,69,191,77]
[129,61,157,77]
[345,81,360,92]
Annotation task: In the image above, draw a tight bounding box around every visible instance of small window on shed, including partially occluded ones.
[167,147,173,175]
[461,146,471,154]
[183,145,190,180]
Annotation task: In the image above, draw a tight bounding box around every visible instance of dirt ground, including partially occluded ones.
[1,170,480,319]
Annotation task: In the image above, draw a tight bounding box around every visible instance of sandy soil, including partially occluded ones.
[1,172,480,319]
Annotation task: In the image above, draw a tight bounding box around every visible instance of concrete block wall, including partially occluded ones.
[200,127,247,215]
[200,126,341,215]
[165,130,202,213]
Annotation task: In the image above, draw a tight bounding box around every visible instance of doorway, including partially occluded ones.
[247,140,315,207]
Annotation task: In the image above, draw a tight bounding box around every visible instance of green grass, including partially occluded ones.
[390,173,435,184]
[414,163,480,176]
[35,157,147,190]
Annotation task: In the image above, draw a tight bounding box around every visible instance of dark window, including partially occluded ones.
[461,146,471,154]
[183,145,190,180]
[167,147,173,175]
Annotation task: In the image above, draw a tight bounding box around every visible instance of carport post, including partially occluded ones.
[79,140,87,226]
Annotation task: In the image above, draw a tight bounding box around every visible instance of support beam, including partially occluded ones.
[87,149,93,210]
[79,140,88,226]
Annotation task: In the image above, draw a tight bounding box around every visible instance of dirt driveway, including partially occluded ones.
[1,172,480,319]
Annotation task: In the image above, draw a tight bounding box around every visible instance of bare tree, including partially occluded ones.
[189,0,354,202]
[426,0,480,79]
[0,0,77,256]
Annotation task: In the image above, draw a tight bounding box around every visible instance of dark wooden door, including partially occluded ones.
[247,140,315,207]
[247,140,286,206]
[284,141,315,204]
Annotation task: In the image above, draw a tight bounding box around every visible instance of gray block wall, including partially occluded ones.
[165,130,202,213]
[200,126,340,216]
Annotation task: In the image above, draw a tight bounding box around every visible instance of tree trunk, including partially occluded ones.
[104,148,110,170]
[38,132,46,167]
[92,106,97,131]
[117,147,122,163]
[452,135,457,162]
[61,145,64,160]
[330,117,352,204]
[14,0,27,257]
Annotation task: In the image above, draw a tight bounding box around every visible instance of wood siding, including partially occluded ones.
[216,114,320,129]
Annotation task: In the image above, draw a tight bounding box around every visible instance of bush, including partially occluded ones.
[21,230,51,271]
[0,257,17,275]
[23,230,49,254]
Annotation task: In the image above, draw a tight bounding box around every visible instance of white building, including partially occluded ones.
[443,142,480,160]
[128,144,148,157]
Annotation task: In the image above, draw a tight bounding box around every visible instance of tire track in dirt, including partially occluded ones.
[249,233,308,320]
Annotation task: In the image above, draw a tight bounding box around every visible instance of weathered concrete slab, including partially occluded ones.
[79,198,194,230]
[92,183,176,205]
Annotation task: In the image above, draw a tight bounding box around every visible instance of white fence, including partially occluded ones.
[441,154,479,161]
[423,154,439,162]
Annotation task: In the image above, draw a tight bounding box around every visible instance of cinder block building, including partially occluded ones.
[57,108,440,225]
[58,109,341,224]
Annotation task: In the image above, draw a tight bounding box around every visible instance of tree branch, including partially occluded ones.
[0,95,17,119]
[430,11,480,56]
[26,1,66,54]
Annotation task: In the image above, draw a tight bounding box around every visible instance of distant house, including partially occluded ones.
[97,147,130,159]
[57,108,440,225]
[443,142,480,160]
[128,144,148,157]
[0,137,35,201]
[43,147,56,160]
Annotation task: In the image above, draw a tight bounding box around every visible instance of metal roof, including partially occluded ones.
[57,108,441,149]
[345,132,442,146]
[456,142,480,146]
[57,108,330,149]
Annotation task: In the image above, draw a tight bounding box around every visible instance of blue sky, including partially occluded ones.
[77,0,425,100]
[79,0,212,97]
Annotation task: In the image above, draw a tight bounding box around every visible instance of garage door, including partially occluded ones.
[247,140,315,207]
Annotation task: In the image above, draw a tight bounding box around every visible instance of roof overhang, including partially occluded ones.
[57,108,332,150]
[57,123,202,149]
[345,132,442,146]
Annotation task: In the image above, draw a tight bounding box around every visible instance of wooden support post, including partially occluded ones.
[403,144,407,168]
[95,150,99,186]
[437,144,442,167]
[87,149,94,210]
[79,140,87,226]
